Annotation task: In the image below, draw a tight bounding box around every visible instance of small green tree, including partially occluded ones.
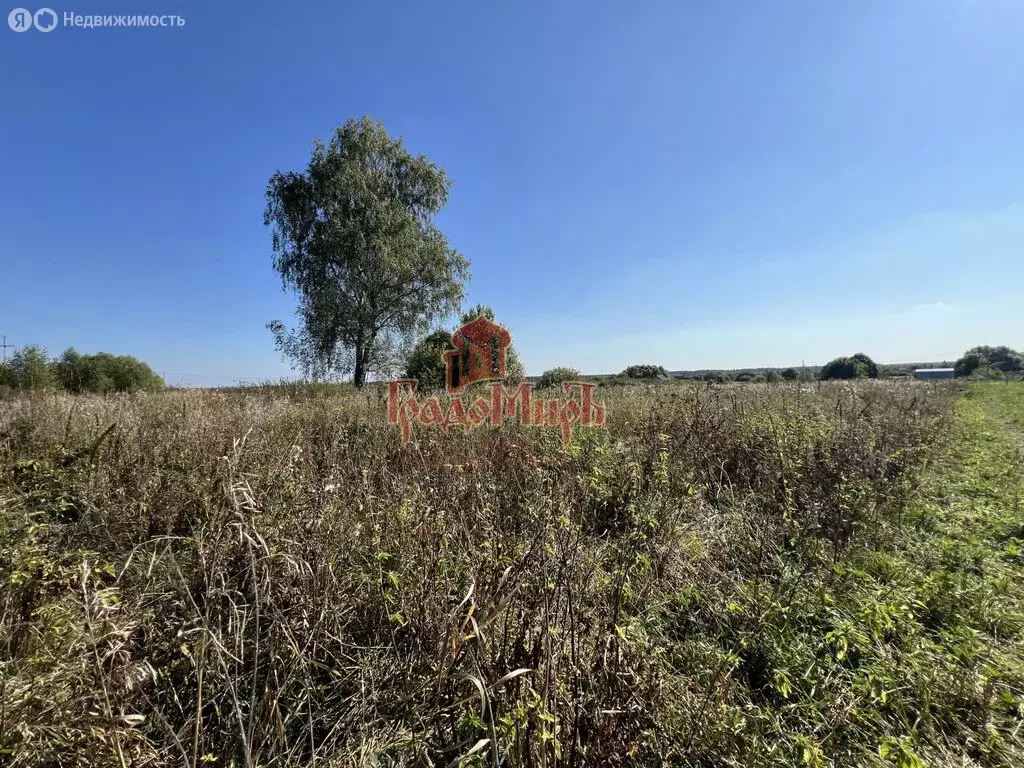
[55,348,90,392]
[622,364,670,380]
[53,348,163,393]
[953,352,984,378]
[850,353,879,379]
[820,356,867,380]
[0,345,57,390]
[781,368,799,381]
[101,354,164,393]
[404,330,451,391]
[764,370,781,383]
[537,367,580,389]
[957,346,1022,374]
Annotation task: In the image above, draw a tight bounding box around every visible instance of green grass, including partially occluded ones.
[1,381,1022,766]
[760,381,1024,767]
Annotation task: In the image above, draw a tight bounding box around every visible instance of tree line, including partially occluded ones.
[14,119,1016,397]
[0,346,164,393]
[952,346,1023,377]
[263,117,1022,392]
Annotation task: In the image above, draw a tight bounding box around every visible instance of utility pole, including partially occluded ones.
[0,335,11,363]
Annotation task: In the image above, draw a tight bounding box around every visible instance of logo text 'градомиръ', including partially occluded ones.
[387,379,605,446]
[386,314,606,445]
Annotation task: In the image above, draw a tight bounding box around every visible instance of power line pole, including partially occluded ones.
[1,335,11,363]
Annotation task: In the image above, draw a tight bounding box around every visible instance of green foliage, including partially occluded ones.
[781,368,799,381]
[764,370,781,383]
[403,330,451,391]
[537,366,581,389]
[821,355,870,380]
[819,357,859,380]
[402,305,526,391]
[820,353,879,381]
[954,352,984,378]
[701,371,728,383]
[850,352,879,378]
[55,348,164,394]
[0,345,56,389]
[955,345,1023,376]
[0,346,163,394]
[622,364,670,380]
[265,116,470,386]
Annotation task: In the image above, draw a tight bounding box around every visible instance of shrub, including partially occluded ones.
[100,353,164,392]
[403,330,452,391]
[0,345,57,390]
[403,307,526,391]
[781,368,799,381]
[622,364,670,380]
[820,354,877,381]
[955,346,1022,376]
[3,346,164,394]
[57,349,164,393]
[55,348,98,392]
[537,366,581,389]
[954,353,984,378]
[850,353,879,378]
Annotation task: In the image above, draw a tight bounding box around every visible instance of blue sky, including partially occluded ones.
[1,1,1021,385]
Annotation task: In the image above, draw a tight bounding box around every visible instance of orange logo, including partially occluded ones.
[386,314,608,446]
[445,315,512,394]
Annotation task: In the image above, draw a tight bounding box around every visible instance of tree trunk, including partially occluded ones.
[353,336,366,388]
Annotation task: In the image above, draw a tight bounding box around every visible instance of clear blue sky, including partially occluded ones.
[2,1,1021,385]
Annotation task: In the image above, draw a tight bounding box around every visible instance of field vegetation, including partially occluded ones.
[2,380,1023,767]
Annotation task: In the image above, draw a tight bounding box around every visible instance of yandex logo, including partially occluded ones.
[387,315,607,445]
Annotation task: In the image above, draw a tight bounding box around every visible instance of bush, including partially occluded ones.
[1,346,163,393]
[403,307,527,391]
[101,353,164,393]
[820,353,878,381]
[403,330,452,391]
[537,366,581,389]
[955,346,1022,376]
[781,368,799,381]
[954,353,984,378]
[0,345,57,390]
[57,349,164,393]
[622,364,670,380]
[850,353,879,379]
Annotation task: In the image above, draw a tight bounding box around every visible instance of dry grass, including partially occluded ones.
[2,380,1021,767]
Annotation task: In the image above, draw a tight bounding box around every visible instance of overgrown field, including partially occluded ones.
[2,381,1023,767]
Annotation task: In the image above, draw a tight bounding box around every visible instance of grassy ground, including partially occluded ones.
[1,381,1022,767]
